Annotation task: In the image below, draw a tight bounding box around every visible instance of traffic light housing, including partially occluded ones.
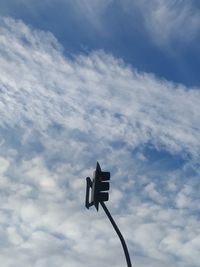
[92,162,110,211]
[85,162,110,211]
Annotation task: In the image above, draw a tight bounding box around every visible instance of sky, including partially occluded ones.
[0,1,200,267]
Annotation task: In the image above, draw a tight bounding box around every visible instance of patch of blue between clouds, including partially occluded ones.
[143,146,186,171]
[109,138,196,211]
[0,125,44,160]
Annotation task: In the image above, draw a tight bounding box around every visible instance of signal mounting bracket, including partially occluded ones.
[85,177,93,209]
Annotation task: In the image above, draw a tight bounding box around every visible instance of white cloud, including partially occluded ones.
[68,0,113,20]
[144,182,165,204]
[0,16,200,267]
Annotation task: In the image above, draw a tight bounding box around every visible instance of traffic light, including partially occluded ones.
[92,162,110,211]
[85,162,110,211]
[85,163,132,267]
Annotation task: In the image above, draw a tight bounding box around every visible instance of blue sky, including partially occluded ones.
[1,0,200,86]
[0,1,200,267]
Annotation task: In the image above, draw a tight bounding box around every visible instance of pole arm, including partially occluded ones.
[100,202,132,267]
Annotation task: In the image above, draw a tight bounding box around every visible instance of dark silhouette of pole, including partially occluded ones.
[100,201,132,267]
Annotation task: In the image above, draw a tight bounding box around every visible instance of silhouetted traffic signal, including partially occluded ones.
[92,162,110,211]
[85,162,110,211]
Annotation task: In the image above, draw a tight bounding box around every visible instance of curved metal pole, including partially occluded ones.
[100,202,132,267]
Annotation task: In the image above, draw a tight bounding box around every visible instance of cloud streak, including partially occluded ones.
[132,0,200,46]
